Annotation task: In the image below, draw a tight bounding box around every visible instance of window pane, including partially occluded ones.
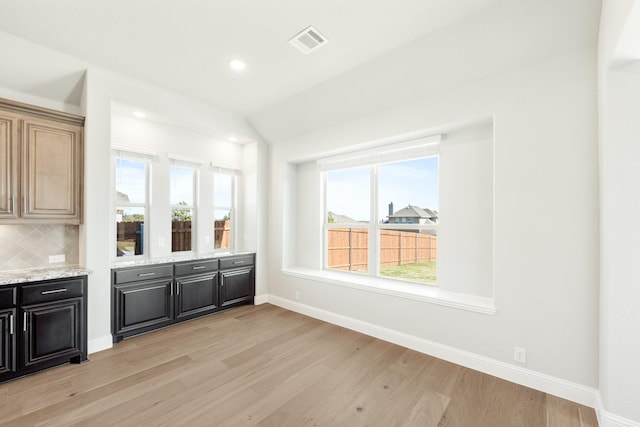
[214,173,233,208]
[326,167,370,223]
[326,227,368,274]
[116,207,145,257]
[170,165,194,206]
[214,209,231,249]
[171,207,192,252]
[115,159,146,204]
[379,228,437,284]
[379,157,438,224]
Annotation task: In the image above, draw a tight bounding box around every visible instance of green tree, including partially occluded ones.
[172,201,192,222]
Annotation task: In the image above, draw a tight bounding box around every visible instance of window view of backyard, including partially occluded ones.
[326,156,439,285]
[115,158,147,257]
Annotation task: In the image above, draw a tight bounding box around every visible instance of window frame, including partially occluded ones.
[169,162,198,253]
[212,169,238,252]
[321,136,440,286]
[113,153,151,261]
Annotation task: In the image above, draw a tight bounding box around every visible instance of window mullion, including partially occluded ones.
[369,166,379,277]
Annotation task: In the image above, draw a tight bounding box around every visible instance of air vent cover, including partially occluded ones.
[288,25,329,54]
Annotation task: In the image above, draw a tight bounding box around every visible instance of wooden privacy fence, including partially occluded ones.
[328,228,437,271]
[117,220,230,254]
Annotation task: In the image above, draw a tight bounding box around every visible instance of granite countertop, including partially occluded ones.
[0,265,92,285]
[110,251,255,268]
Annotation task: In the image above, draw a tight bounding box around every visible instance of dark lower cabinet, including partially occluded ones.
[112,279,173,341]
[112,254,255,343]
[22,297,84,367]
[220,268,254,307]
[175,273,219,319]
[0,308,16,374]
[0,276,88,384]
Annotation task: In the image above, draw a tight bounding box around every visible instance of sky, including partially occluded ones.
[326,157,438,222]
[115,159,233,209]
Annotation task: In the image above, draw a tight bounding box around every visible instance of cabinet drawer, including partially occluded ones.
[21,278,85,305]
[174,259,218,277]
[113,264,173,284]
[219,255,254,270]
[0,286,16,309]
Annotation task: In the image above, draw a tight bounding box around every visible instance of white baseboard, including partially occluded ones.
[88,335,113,355]
[598,410,640,427]
[254,294,269,305]
[267,295,599,408]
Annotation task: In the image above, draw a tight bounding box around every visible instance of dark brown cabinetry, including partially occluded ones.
[0,276,88,384]
[112,254,255,343]
[112,265,173,341]
[174,259,219,320]
[220,255,255,307]
[0,286,17,375]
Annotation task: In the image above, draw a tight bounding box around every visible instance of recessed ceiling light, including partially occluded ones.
[229,59,246,72]
[133,111,146,118]
[228,136,238,142]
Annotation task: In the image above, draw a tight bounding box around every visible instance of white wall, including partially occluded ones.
[267,47,599,393]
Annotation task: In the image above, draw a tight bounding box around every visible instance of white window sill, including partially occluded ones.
[281,266,496,315]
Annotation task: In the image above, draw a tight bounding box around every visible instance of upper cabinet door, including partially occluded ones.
[0,112,19,219]
[22,117,83,223]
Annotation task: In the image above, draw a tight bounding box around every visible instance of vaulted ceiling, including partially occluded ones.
[0,0,498,116]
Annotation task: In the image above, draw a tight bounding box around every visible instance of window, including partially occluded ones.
[170,164,196,252]
[115,157,148,257]
[323,137,439,285]
[213,172,235,250]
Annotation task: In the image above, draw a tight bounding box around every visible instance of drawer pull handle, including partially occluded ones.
[23,312,27,332]
[9,314,13,335]
[232,261,244,265]
[41,288,68,295]
[138,272,156,277]
[192,266,206,270]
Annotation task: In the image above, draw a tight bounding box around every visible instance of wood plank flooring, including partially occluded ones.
[0,304,598,426]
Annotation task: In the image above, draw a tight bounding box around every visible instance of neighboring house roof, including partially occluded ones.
[328,211,359,224]
[389,205,438,223]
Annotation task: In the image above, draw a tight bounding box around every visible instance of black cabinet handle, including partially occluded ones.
[232,261,244,265]
[41,288,67,295]
[138,272,155,277]
[192,266,206,270]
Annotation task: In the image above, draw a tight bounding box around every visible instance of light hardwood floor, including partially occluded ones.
[0,304,598,426]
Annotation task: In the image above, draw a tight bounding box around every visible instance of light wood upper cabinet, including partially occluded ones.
[0,98,84,224]
[0,111,19,219]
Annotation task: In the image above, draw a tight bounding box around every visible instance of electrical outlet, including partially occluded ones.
[514,346,526,363]
[49,254,65,263]
[295,291,300,301]
[204,236,210,245]
[159,237,165,247]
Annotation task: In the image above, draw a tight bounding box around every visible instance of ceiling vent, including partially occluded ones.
[288,25,329,54]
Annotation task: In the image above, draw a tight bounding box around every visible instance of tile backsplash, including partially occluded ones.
[0,225,79,271]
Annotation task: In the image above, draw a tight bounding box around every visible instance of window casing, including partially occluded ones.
[170,163,197,253]
[115,157,149,258]
[322,136,440,285]
[213,172,235,250]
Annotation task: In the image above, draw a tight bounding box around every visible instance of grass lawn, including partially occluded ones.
[379,261,437,284]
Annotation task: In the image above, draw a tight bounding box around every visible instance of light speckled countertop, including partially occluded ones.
[0,265,92,285]
[110,251,254,269]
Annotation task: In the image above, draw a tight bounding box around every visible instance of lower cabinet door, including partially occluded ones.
[220,268,254,307]
[0,308,16,374]
[175,273,218,319]
[22,298,83,367]
[113,279,173,335]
